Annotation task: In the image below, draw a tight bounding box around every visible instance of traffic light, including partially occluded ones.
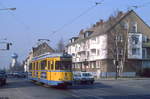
[6,43,12,50]
[6,43,10,50]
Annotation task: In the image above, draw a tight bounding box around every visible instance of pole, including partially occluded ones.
[0,8,16,11]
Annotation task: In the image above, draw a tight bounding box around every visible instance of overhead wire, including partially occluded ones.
[51,1,103,36]
[0,1,33,34]
[128,1,150,10]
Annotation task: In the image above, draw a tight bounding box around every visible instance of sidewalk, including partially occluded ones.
[95,77,150,81]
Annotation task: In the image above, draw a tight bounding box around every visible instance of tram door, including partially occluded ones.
[48,60,51,81]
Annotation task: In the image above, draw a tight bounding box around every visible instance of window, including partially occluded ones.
[97,50,100,55]
[96,61,101,68]
[41,60,47,70]
[32,62,35,70]
[55,61,72,70]
[93,61,96,68]
[142,61,150,68]
[48,61,51,70]
[131,21,137,33]
[55,61,60,70]
[117,35,123,42]
[36,62,39,70]
[132,48,140,55]
[91,49,96,55]
[51,61,54,70]
[119,49,123,55]
[122,22,129,29]
[84,31,93,38]
[142,48,147,59]
[91,37,96,44]
[41,72,47,79]
[142,35,147,43]
[131,35,139,44]
[82,73,92,77]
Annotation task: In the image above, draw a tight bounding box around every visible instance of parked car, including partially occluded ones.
[73,72,94,84]
[13,72,26,78]
[6,73,14,78]
[0,71,7,86]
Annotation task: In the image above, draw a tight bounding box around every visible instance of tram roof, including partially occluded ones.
[32,52,72,61]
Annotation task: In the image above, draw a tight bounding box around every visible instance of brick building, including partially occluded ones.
[24,42,54,72]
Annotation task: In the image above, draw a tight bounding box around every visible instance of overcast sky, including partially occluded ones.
[0,0,150,69]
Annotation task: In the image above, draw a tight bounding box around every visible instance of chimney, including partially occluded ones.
[79,29,84,34]
[96,22,100,26]
[93,24,96,27]
[100,19,104,25]
[117,11,123,18]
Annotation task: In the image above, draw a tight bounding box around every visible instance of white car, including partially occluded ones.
[73,72,94,84]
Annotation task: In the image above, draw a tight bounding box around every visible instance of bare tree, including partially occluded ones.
[107,11,128,79]
[56,38,65,53]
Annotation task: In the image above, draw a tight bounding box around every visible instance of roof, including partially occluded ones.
[32,42,55,57]
[32,52,72,61]
[67,10,150,46]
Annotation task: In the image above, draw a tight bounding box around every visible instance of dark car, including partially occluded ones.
[13,72,26,78]
[0,73,6,86]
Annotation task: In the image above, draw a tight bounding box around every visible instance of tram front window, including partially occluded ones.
[55,61,72,70]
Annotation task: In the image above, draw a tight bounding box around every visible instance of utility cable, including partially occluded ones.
[128,1,150,10]
[51,1,103,35]
[0,1,33,34]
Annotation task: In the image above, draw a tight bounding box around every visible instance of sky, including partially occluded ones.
[0,0,150,69]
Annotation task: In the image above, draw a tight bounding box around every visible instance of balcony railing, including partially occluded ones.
[90,43,97,49]
[143,42,150,47]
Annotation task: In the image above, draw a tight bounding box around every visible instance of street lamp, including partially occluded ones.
[0,8,16,11]
[0,8,15,51]
[83,59,88,72]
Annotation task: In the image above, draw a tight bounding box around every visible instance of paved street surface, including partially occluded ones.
[0,78,150,99]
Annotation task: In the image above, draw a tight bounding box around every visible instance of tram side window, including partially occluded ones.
[48,61,50,70]
[36,62,39,70]
[41,60,47,70]
[32,62,35,70]
[55,61,60,70]
[60,61,72,70]
[51,61,54,70]
[34,62,36,70]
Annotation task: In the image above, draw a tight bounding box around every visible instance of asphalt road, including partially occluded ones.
[0,78,150,99]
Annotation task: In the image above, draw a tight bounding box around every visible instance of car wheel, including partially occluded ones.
[3,80,6,85]
[0,82,2,86]
[90,81,94,84]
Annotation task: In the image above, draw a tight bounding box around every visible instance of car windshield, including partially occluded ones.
[74,74,81,77]
[82,73,92,76]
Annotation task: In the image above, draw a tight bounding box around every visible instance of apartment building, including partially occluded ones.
[67,10,150,77]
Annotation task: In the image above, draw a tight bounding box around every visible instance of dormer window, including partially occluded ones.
[84,31,93,38]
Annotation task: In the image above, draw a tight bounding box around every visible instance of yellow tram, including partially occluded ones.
[29,53,73,86]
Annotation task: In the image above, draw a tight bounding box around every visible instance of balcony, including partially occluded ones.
[79,47,86,52]
[143,42,150,47]
[90,43,97,49]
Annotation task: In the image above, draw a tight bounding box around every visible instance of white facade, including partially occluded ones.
[24,52,33,72]
[128,33,142,59]
[67,34,108,63]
